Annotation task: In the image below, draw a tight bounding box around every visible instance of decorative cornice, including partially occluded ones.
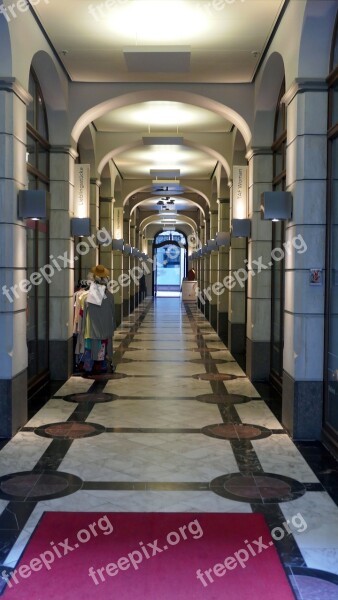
[90,178,101,187]
[0,78,32,106]
[217,197,230,204]
[282,78,328,106]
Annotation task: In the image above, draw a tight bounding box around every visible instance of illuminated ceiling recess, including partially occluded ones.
[31,0,285,83]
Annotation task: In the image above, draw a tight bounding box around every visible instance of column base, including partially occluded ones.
[209,304,217,331]
[246,339,270,381]
[123,299,129,317]
[228,322,246,355]
[282,371,323,440]
[50,338,73,380]
[217,311,228,345]
[115,303,122,328]
[0,370,27,438]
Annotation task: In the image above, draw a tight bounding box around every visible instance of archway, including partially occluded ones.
[153,230,188,297]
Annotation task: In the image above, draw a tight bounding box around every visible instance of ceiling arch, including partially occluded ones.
[71,89,252,147]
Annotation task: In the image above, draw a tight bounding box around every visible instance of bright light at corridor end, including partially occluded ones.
[108,1,208,42]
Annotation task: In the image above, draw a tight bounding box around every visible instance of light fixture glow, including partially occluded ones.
[109,1,208,43]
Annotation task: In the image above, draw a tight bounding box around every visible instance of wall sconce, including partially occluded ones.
[207,239,217,251]
[231,219,251,238]
[18,190,47,220]
[261,192,292,221]
[71,217,91,237]
[216,232,231,247]
[112,239,124,251]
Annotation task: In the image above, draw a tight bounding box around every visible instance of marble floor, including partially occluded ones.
[0,298,338,599]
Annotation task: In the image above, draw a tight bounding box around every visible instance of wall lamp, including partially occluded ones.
[231,219,251,238]
[207,239,217,251]
[123,243,131,255]
[112,239,124,251]
[18,190,47,220]
[216,231,231,247]
[261,191,292,221]
[71,217,91,237]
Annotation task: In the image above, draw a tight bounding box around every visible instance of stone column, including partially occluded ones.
[282,80,327,439]
[197,223,205,311]
[130,221,137,310]
[80,177,100,276]
[0,79,30,436]
[98,178,113,278]
[122,216,130,317]
[217,197,230,343]
[228,181,246,355]
[49,146,78,380]
[246,148,273,380]
[209,209,218,330]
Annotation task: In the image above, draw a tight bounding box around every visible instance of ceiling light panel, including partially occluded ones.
[109,1,208,44]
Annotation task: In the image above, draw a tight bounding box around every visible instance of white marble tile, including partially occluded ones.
[252,435,319,483]
[122,350,199,361]
[88,399,220,428]
[280,492,338,550]
[216,363,247,376]
[0,499,8,516]
[280,492,338,576]
[104,376,212,397]
[301,548,338,576]
[52,376,92,397]
[204,341,227,349]
[235,401,282,429]
[0,433,51,477]
[25,398,77,427]
[210,350,236,361]
[115,362,205,376]
[59,433,237,482]
[224,378,261,398]
[128,341,198,350]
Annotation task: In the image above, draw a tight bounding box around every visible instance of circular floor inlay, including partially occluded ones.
[83,372,127,381]
[202,423,271,440]
[190,359,232,365]
[197,393,250,405]
[291,568,338,599]
[210,472,305,503]
[116,347,139,352]
[64,392,118,403]
[193,373,238,381]
[35,422,105,439]
[117,358,134,364]
[0,471,83,501]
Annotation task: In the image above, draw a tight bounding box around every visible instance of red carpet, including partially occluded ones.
[4,512,295,599]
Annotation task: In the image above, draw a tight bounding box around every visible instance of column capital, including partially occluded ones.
[282,77,328,106]
[50,145,78,160]
[0,77,32,105]
[245,147,272,161]
[90,178,101,187]
[217,197,230,204]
